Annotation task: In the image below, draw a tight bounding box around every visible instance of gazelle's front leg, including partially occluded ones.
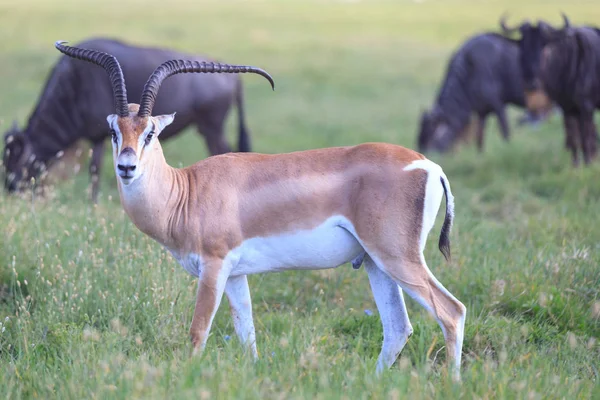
[190,258,229,355]
[225,274,258,360]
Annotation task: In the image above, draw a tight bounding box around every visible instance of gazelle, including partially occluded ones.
[55,41,466,378]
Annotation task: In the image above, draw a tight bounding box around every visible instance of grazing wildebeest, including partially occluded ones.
[417,32,554,154]
[3,37,256,202]
[501,14,600,166]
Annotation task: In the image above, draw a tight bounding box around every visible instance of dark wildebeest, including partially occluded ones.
[3,38,257,202]
[417,32,554,154]
[500,14,600,166]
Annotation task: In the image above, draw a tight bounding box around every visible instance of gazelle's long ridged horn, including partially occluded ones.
[55,41,129,117]
[137,60,275,117]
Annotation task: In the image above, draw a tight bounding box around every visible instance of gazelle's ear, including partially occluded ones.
[106,114,118,128]
[154,113,176,135]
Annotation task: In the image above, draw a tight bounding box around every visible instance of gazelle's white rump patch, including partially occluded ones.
[403,159,447,251]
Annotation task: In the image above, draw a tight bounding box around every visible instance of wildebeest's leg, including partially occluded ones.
[196,103,234,156]
[579,112,598,164]
[494,105,510,142]
[89,140,105,203]
[563,114,581,167]
[364,256,413,374]
[589,123,599,162]
[234,78,252,152]
[475,113,488,152]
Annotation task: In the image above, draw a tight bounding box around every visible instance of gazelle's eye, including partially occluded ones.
[144,131,155,146]
[110,129,117,144]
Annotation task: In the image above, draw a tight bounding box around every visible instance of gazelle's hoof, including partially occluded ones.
[191,345,203,357]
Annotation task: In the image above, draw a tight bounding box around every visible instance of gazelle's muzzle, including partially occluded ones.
[117,147,138,182]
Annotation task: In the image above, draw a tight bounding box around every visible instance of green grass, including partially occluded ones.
[1,0,599,398]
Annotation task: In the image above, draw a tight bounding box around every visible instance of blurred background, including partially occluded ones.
[3,0,600,185]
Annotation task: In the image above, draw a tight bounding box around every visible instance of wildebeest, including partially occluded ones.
[500,14,600,166]
[3,37,257,202]
[417,32,554,154]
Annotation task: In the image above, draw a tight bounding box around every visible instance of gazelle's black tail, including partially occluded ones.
[439,175,454,262]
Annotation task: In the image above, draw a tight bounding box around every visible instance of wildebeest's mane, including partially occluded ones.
[433,35,484,132]
[23,55,86,163]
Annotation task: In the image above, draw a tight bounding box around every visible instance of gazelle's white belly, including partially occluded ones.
[229,216,364,276]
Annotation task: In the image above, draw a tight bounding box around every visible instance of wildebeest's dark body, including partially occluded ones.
[501,15,600,165]
[418,32,552,154]
[3,38,255,201]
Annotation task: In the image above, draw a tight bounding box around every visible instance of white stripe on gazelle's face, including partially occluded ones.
[105,108,175,186]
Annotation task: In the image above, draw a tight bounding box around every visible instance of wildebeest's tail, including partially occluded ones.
[439,174,455,261]
[235,78,251,152]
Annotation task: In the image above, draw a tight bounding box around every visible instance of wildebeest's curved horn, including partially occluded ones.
[499,13,519,35]
[560,12,571,30]
[137,60,275,118]
[539,13,571,40]
[55,41,129,117]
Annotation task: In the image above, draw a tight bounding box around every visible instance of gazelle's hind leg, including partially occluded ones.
[380,256,466,379]
[366,159,465,379]
[364,256,413,374]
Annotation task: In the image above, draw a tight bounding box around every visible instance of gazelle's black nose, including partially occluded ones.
[117,147,137,178]
[117,164,136,173]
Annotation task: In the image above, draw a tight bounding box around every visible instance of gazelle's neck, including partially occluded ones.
[117,146,188,249]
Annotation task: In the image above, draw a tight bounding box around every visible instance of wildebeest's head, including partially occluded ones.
[417,108,455,153]
[3,121,36,192]
[500,13,569,111]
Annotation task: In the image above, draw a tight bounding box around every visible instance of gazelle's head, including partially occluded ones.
[55,41,274,186]
[105,104,174,185]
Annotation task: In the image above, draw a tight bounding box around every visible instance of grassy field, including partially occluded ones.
[1,0,599,398]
